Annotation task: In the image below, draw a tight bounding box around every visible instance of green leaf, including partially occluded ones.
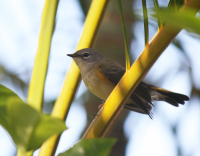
[172,39,184,51]
[167,0,185,12]
[117,0,130,71]
[0,85,67,152]
[58,138,117,156]
[152,9,200,35]
[142,0,149,46]
[153,0,163,29]
[28,114,67,150]
[0,85,24,138]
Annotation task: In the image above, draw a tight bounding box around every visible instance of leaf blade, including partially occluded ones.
[153,0,163,29]
[117,0,130,71]
[0,85,67,152]
[152,9,200,35]
[142,0,149,46]
[58,138,117,156]
[28,115,67,151]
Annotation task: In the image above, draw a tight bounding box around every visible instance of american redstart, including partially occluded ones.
[68,48,189,118]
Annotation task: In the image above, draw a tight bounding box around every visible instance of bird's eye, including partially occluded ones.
[83,53,89,57]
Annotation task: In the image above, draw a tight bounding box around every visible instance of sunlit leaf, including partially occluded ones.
[28,114,67,150]
[58,138,117,156]
[152,9,200,35]
[0,85,67,152]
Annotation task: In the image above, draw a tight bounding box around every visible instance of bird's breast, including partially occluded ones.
[82,67,115,100]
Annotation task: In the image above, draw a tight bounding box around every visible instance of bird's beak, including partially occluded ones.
[67,53,77,57]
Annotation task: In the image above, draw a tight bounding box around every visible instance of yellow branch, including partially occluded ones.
[39,0,109,155]
[27,0,59,111]
[17,149,33,156]
[82,0,200,139]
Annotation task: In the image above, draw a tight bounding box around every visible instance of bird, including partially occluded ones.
[67,48,189,118]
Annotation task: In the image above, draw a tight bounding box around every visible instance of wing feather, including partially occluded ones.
[99,58,152,117]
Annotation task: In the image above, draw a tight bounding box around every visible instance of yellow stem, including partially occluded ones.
[82,0,200,139]
[39,0,110,155]
[27,0,59,111]
[17,149,33,156]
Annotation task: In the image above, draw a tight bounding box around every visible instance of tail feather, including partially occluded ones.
[150,85,189,107]
[162,91,189,104]
[124,103,153,118]
[163,96,179,107]
[123,83,189,119]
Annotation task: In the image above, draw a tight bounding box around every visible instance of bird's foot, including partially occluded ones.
[98,101,105,109]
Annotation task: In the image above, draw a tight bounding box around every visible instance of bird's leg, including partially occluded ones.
[98,101,105,109]
[91,114,98,118]
[91,101,105,118]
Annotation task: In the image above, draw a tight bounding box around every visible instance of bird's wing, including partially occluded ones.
[99,59,125,84]
[99,58,152,117]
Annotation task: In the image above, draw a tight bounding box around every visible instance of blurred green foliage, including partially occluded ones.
[58,138,116,156]
[0,85,67,153]
[152,9,200,35]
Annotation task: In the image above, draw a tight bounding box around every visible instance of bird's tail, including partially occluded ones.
[149,85,189,107]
